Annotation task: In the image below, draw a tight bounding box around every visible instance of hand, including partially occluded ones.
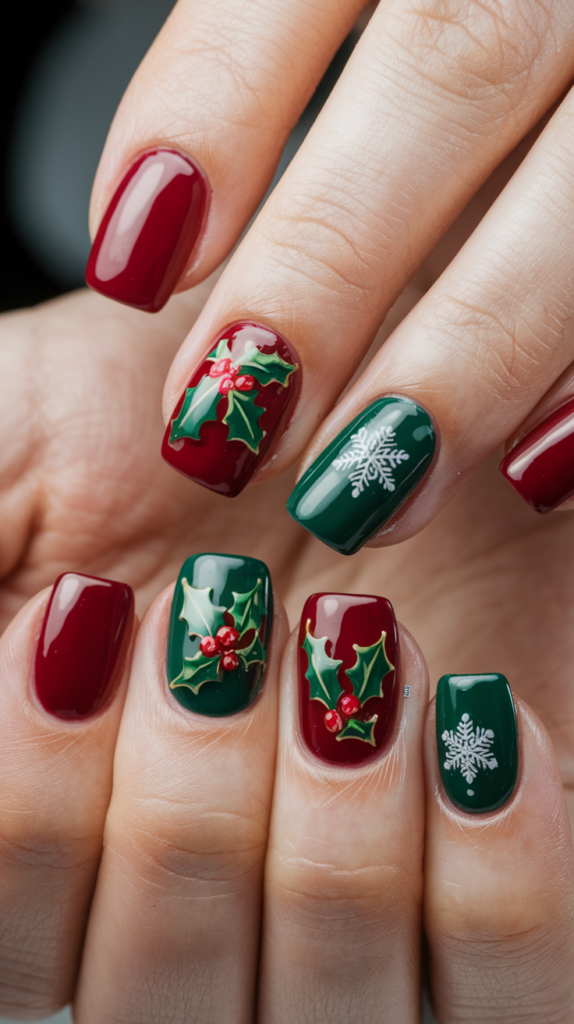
[0,286,573,1020]
[84,0,574,556]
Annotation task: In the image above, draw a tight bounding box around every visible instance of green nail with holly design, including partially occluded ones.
[298,593,399,766]
[167,553,273,717]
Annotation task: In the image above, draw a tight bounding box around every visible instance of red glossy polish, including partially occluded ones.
[85,148,209,313]
[162,321,301,497]
[499,397,574,513]
[298,593,398,766]
[35,573,134,720]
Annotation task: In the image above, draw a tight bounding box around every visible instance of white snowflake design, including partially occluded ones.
[442,713,498,788]
[332,426,410,498]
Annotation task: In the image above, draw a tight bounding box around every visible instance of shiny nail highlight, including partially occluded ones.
[299,593,398,766]
[287,396,435,555]
[500,397,574,513]
[35,572,134,719]
[86,148,209,312]
[162,322,300,496]
[436,673,518,813]
[167,553,272,716]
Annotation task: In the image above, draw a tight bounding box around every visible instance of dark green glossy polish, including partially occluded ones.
[286,396,435,555]
[167,553,272,717]
[436,674,518,814]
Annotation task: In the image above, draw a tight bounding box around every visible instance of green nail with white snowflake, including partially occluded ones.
[286,396,435,556]
[167,553,272,717]
[436,674,518,814]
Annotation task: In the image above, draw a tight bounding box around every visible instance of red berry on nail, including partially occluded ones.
[216,626,239,649]
[221,651,240,672]
[219,376,235,394]
[340,694,360,717]
[200,635,222,657]
[324,710,342,733]
[209,357,234,377]
[234,374,255,391]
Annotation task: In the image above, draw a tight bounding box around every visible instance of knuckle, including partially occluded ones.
[388,0,556,124]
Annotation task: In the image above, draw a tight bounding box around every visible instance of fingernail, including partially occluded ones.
[287,396,435,555]
[500,397,574,513]
[162,322,300,496]
[35,573,134,719]
[436,674,518,813]
[86,148,209,313]
[298,593,398,765]
[167,553,272,716]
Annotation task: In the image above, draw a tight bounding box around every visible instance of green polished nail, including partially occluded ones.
[286,396,435,555]
[436,674,518,813]
[167,553,273,717]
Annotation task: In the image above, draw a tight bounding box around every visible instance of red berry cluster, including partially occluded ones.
[200,625,241,672]
[324,693,361,734]
[209,357,255,395]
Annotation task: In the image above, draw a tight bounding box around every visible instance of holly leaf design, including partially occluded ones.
[178,579,227,639]
[229,580,263,634]
[303,621,344,710]
[170,648,222,694]
[208,338,234,363]
[223,389,266,453]
[346,631,394,705]
[239,347,298,388]
[337,716,378,746]
[169,376,221,443]
[238,632,266,670]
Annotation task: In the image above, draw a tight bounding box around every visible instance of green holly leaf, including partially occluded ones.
[239,347,298,388]
[347,631,394,705]
[169,376,222,443]
[302,621,344,710]
[208,338,234,362]
[170,649,222,694]
[229,580,263,634]
[238,632,266,670]
[178,579,227,639]
[223,389,266,453]
[337,715,378,746]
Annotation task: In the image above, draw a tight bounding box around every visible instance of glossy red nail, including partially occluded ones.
[500,397,574,513]
[35,573,134,720]
[162,321,300,497]
[298,593,398,766]
[86,148,209,313]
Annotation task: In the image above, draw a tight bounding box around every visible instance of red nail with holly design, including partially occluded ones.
[298,593,398,766]
[162,321,300,496]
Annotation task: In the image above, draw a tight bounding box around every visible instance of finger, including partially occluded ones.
[283,80,574,553]
[425,674,574,1022]
[260,594,429,1023]
[86,0,368,312]
[0,572,133,1017]
[160,0,574,497]
[74,552,288,1024]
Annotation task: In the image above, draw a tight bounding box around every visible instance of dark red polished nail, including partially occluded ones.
[298,593,398,766]
[500,397,574,513]
[35,573,134,719]
[86,148,209,313]
[162,321,300,497]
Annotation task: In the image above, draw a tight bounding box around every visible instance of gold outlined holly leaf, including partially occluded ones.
[347,632,394,705]
[337,716,378,746]
[223,390,266,453]
[303,620,344,710]
[169,377,221,443]
[238,632,266,670]
[170,649,222,694]
[239,347,298,388]
[230,580,263,634]
[178,579,227,639]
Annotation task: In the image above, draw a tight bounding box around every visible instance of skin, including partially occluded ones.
[0,271,573,1020]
